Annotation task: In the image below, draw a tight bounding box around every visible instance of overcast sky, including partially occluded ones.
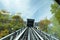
[0,0,54,22]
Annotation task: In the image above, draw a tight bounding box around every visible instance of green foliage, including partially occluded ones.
[51,2,60,24]
[51,2,59,13]
[12,15,20,18]
[50,17,60,39]
[11,15,24,31]
[0,10,24,38]
[39,18,51,32]
[0,29,9,38]
[50,2,60,39]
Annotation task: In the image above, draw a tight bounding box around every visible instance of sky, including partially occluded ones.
[0,0,54,22]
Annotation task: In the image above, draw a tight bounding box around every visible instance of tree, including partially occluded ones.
[12,15,21,20]
[11,15,24,31]
[0,10,24,38]
[51,2,60,22]
[50,16,60,39]
[0,10,9,23]
[0,10,10,30]
[51,2,60,24]
[51,2,60,39]
[39,18,51,32]
[0,10,10,38]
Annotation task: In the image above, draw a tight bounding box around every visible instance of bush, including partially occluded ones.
[0,29,9,38]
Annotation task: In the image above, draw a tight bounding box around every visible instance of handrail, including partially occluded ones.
[32,28,44,40]
[0,27,59,40]
[28,28,31,40]
[36,29,59,40]
[40,30,59,40]
[14,27,27,40]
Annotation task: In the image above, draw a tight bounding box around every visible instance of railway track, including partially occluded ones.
[0,27,59,40]
[18,27,59,40]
